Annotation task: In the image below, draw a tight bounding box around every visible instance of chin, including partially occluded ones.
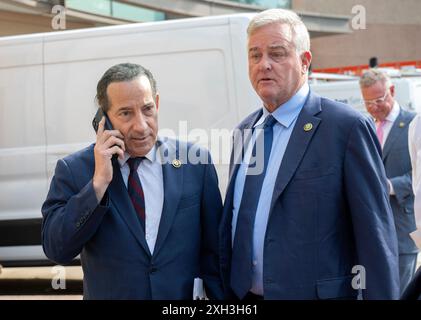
[259,87,279,98]
[127,145,150,157]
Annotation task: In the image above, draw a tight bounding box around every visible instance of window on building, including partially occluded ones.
[226,0,291,8]
[65,0,166,22]
[66,0,111,16]
[111,2,165,22]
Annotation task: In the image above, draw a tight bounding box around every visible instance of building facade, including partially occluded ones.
[1,0,419,69]
[292,0,421,69]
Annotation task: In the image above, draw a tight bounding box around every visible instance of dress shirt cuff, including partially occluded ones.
[388,179,395,195]
[410,229,421,250]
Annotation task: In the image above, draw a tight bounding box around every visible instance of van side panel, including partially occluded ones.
[0,61,46,222]
[0,39,46,262]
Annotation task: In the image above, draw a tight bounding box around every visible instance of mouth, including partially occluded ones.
[258,78,275,84]
[130,136,150,143]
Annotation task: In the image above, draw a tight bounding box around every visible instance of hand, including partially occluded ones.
[93,117,125,202]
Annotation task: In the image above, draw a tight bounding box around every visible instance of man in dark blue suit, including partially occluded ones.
[360,69,418,294]
[42,63,223,299]
[219,9,400,300]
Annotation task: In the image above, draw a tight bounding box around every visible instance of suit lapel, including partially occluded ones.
[382,110,407,161]
[108,159,152,257]
[225,110,263,212]
[228,111,262,185]
[153,139,183,256]
[269,92,322,213]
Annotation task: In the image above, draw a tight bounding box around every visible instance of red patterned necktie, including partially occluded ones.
[127,157,146,230]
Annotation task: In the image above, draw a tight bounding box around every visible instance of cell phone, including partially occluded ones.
[92,108,114,132]
[92,108,120,162]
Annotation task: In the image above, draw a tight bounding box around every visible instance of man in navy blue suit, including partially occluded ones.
[219,9,400,300]
[42,63,224,299]
[360,69,418,294]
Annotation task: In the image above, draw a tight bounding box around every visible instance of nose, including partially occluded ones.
[258,54,272,71]
[132,112,148,133]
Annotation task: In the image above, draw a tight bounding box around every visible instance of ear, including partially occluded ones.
[301,51,312,74]
[389,85,395,98]
[155,93,160,111]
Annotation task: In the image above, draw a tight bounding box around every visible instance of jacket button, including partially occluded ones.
[149,267,157,274]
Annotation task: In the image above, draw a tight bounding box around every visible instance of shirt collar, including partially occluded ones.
[254,82,309,129]
[385,101,400,123]
[118,143,157,168]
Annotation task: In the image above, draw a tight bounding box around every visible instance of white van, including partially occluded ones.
[0,14,261,266]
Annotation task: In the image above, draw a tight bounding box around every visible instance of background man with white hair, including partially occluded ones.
[219,9,400,300]
[360,69,417,294]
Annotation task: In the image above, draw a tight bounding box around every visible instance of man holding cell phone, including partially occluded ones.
[41,63,224,300]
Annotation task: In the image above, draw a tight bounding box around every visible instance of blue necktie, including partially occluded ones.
[231,114,277,299]
[127,157,146,231]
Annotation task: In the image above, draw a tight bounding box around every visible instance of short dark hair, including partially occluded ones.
[96,63,157,112]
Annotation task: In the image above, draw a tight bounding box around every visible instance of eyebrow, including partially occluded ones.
[248,44,288,52]
[364,91,388,102]
[143,102,155,109]
[268,45,288,50]
[116,106,133,112]
[116,101,155,111]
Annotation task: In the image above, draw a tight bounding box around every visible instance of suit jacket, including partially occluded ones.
[219,91,400,300]
[382,108,417,254]
[42,138,224,299]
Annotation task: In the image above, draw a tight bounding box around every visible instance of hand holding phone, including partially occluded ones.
[92,109,125,202]
[92,108,122,161]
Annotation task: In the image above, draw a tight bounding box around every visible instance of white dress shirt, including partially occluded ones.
[409,115,421,249]
[118,145,164,254]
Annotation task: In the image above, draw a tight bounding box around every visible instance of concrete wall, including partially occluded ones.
[292,0,421,69]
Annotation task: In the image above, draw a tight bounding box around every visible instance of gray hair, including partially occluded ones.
[96,63,157,112]
[247,8,310,55]
[359,69,392,88]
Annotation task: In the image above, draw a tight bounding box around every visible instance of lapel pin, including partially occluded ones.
[172,159,181,168]
[399,122,405,128]
[303,123,313,132]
